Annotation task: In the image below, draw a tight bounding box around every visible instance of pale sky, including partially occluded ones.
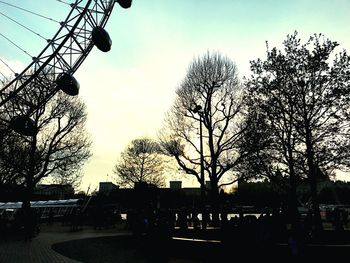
[1,1,350,192]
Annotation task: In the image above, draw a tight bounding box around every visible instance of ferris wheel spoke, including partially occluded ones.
[0,0,133,135]
[56,0,73,6]
[0,32,34,59]
[0,56,16,76]
[0,11,48,41]
[0,0,62,24]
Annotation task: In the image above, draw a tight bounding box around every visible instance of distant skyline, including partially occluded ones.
[1,1,350,192]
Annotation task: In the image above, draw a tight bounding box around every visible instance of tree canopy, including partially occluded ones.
[113,138,166,188]
[246,31,350,229]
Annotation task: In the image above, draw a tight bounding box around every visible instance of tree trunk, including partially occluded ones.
[22,135,38,239]
[22,181,35,240]
[288,159,301,236]
[305,131,323,232]
[209,180,220,227]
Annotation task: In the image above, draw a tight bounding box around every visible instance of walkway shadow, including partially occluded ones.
[52,235,203,263]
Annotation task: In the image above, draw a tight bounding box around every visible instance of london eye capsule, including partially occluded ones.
[56,73,80,96]
[117,0,132,9]
[92,27,112,52]
[9,115,37,136]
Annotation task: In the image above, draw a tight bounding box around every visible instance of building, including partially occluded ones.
[170,181,182,190]
[169,180,202,195]
[99,182,119,195]
[35,184,74,199]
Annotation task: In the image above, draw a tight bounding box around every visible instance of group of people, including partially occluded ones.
[0,207,41,240]
[328,207,348,230]
[125,207,287,241]
[125,205,350,242]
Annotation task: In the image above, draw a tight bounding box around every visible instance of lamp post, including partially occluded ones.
[192,105,205,227]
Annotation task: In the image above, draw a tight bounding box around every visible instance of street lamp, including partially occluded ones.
[192,104,205,227]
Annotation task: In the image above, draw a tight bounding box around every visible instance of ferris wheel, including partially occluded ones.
[0,0,132,136]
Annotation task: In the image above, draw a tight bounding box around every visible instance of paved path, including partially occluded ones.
[0,224,130,263]
[2,222,350,262]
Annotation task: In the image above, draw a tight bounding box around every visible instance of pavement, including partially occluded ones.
[0,223,131,263]
[2,221,350,262]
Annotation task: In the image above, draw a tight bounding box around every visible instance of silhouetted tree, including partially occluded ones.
[50,170,84,190]
[0,73,91,212]
[244,48,305,229]
[247,31,350,231]
[113,138,166,188]
[0,123,26,186]
[161,52,258,218]
[236,101,277,181]
[233,180,285,207]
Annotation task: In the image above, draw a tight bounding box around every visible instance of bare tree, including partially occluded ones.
[50,170,84,190]
[0,123,26,186]
[161,52,257,215]
[113,138,166,188]
[0,75,91,210]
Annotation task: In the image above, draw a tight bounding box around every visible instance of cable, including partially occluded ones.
[0,32,33,59]
[0,11,48,41]
[56,0,75,6]
[0,56,16,75]
[0,0,61,23]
